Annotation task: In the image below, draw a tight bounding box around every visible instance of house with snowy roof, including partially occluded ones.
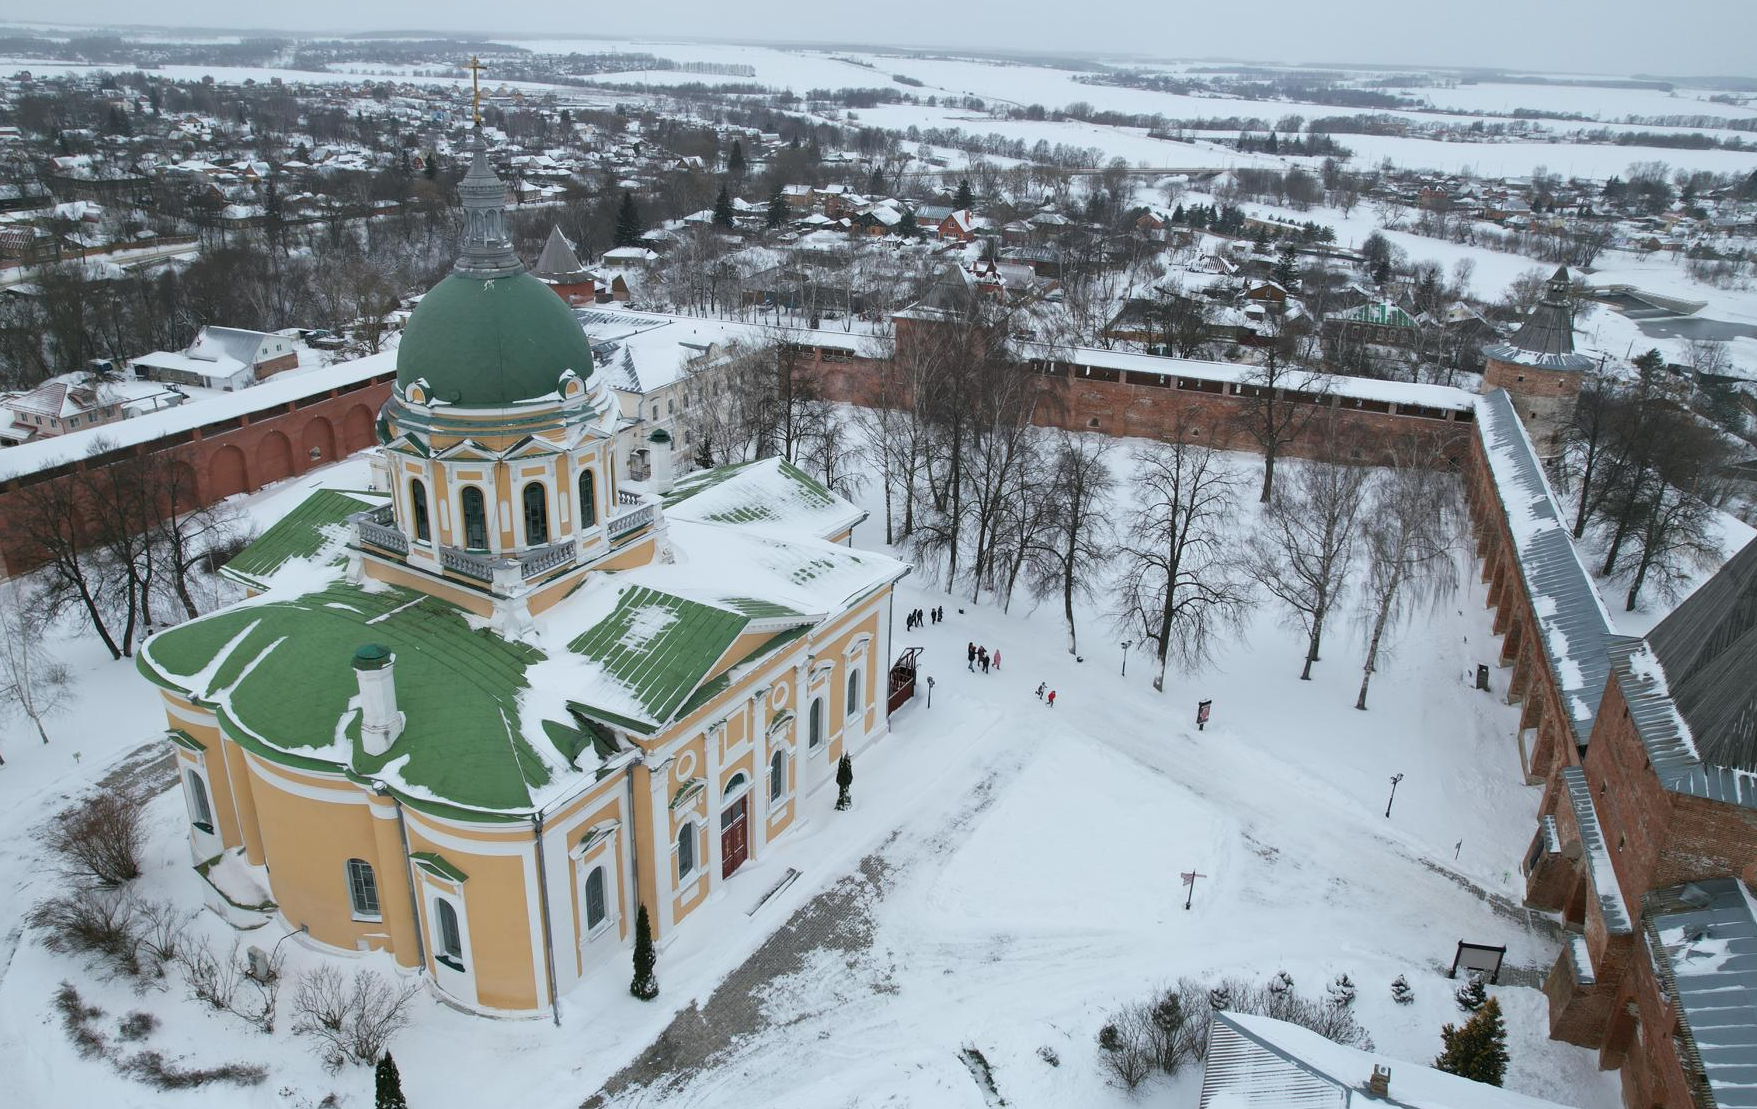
[137,140,909,1018]
[132,326,302,392]
[1,374,126,442]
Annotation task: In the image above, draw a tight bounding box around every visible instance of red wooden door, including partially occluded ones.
[721,796,748,878]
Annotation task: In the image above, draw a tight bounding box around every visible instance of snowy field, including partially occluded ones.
[0,436,1642,1109]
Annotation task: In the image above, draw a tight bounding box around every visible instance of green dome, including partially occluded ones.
[396,272,593,407]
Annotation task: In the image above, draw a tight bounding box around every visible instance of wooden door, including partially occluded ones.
[721,796,748,878]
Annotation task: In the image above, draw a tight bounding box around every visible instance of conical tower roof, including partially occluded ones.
[532,225,588,282]
[1482,265,1593,371]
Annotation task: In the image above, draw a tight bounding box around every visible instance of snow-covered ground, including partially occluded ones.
[0,436,1640,1108]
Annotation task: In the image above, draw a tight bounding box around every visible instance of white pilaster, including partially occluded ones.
[750,689,770,860]
[645,755,674,937]
[704,722,723,887]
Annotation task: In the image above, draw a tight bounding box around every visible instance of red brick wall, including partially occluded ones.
[0,371,392,575]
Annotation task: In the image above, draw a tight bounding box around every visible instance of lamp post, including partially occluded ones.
[1121,640,1131,677]
[1385,773,1404,818]
[926,676,935,708]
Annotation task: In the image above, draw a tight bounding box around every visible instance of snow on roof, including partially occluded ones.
[1022,344,1477,411]
[1648,879,1757,1108]
[0,348,396,484]
[1475,389,1614,747]
[1200,1012,1572,1109]
[664,456,865,542]
[1560,766,1633,934]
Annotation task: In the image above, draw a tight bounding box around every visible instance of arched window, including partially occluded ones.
[723,772,748,800]
[522,482,549,545]
[185,770,213,833]
[846,669,862,717]
[346,859,380,919]
[409,479,431,542]
[434,898,463,967]
[676,822,696,880]
[769,750,787,802]
[808,698,824,749]
[460,487,488,550]
[578,468,596,527]
[584,867,607,932]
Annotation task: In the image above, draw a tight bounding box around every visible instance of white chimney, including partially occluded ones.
[353,644,404,755]
[648,428,675,494]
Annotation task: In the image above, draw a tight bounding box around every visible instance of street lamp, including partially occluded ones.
[1121,640,1131,677]
[1385,773,1404,818]
[926,675,935,708]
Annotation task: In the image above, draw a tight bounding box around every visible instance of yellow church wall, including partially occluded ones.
[219,733,266,866]
[242,754,390,953]
[401,813,543,1013]
[366,796,420,968]
[596,534,659,572]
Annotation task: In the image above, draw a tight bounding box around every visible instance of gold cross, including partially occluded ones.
[465,55,486,125]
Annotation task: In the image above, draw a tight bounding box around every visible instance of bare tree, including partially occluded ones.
[15,467,126,659]
[1232,322,1330,503]
[1354,444,1463,710]
[1027,431,1114,654]
[1555,368,1621,538]
[1247,436,1369,680]
[1116,421,1254,692]
[0,583,73,755]
[154,449,248,621]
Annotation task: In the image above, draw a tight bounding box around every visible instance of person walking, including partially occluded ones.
[992,648,1001,672]
[978,646,989,674]
[967,642,976,671]
[1035,682,1045,700]
[1047,690,1057,708]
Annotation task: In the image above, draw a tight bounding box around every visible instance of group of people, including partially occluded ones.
[966,642,1002,674]
[905,607,942,631]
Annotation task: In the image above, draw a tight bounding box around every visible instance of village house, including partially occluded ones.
[132,326,303,392]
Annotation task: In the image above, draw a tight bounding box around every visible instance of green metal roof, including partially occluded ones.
[409,851,469,883]
[138,582,556,817]
[396,271,594,408]
[566,587,763,730]
[221,489,387,589]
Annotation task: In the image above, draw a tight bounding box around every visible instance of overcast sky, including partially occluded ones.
[14,1,1757,78]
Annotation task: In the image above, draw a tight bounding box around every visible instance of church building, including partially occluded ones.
[136,137,908,1018]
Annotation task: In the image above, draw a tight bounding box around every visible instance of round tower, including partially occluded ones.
[1480,266,1595,457]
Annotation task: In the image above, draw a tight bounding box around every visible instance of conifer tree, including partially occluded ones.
[1272,241,1300,289]
[1435,996,1509,1086]
[1455,974,1487,1012]
[766,188,787,229]
[423,150,438,180]
[614,191,644,248]
[630,904,659,999]
[712,186,735,229]
[375,1052,409,1109]
[835,754,853,810]
[898,209,918,238]
[868,166,885,195]
[727,140,746,177]
[1390,975,1413,1005]
[954,177,975,211]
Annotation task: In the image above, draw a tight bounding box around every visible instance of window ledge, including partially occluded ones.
[351,912,383,924]
[436,954,465,972]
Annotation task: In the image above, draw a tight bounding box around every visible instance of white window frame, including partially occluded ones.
[184,768,215,835]
[345,858,382,922]
[768,748,789,804]
[582,864,612,937]
[675,820,698,883]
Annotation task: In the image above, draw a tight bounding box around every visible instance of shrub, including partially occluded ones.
[118,1011,159,1042]
[1145,988,1186,1074]
[631,905,659,1000]
[120,1051,267,1089]
[1036,1045,1060,1067]
[178,937,281,1032]
[44,792,145,888]
[291,966,420,1071]
[1096,1006,1154,1091]
[30,890,142,978]
[1391,975,1413,1005]
[53,982,109,1060]
[134,899,193,977]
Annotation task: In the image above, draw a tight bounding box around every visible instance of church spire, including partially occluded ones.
[454,130,523,278]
